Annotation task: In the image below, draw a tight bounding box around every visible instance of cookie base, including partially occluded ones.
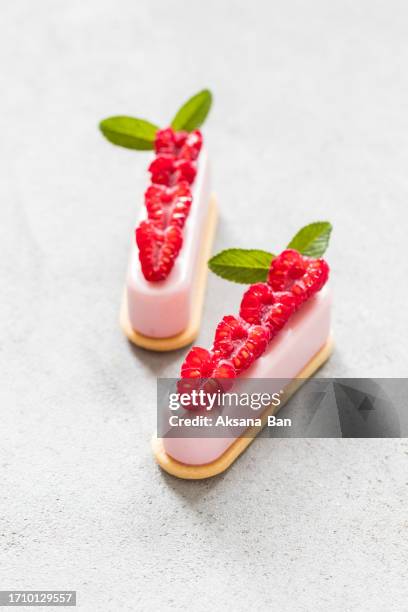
[152,335,334,479]
[120,194,218,352]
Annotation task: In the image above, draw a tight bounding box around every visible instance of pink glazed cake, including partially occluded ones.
[161,246,332,468]
[127,147,211,338]
[164,285,331,465]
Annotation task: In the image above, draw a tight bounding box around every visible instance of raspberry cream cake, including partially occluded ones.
[153,234,333,479]
[123,129,216,348]
[99,90,216,350]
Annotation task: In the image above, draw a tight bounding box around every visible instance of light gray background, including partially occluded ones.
[1,1,407,611]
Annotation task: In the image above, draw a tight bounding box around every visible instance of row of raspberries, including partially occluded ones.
[181,249,329,382]
[135,128,203,281]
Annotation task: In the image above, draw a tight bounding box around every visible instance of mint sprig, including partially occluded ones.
[208,221,332,284]
[171,89,212,132]
[99,116,159,150]
[287,221,332,257]
[208,249,275,284]
[99,88,212,150]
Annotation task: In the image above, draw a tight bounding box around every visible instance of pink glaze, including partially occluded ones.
[126,150,211,338]
[163,285,332,465]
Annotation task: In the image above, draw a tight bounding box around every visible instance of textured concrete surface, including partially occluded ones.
[1,1,408,610]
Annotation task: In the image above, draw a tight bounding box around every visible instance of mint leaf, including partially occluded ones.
[208,249,275,284]
[287,221,332,257]
[99,116,159,150]
[171,89,212,132]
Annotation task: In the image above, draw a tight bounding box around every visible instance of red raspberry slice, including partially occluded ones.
[267,250,306,290]
[135,220,182,281]
[212,315,269,373]
[179,130,203,161]
[179,347,236,406]
[145,182,193,229]
[181,346,214,378]
[174,159,197,184]
[239,283,297,337]
[181,347,235,379]
[290,258,330,305]
[267,249,329,307]
[154,128,187,156]
[148,156,175,185]
[154,128,203,160]
[154,128,181,156]
[149,156,197,186]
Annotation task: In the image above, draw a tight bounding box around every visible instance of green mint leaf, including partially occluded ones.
[171,89,212,132]
[287,221,332,257]
[99,116,159,150]
[208,249,275,284]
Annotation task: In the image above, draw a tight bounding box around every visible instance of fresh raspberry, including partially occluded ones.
[181,347,213,378]
[179,130,203,160]
[154,128,176,155]
[267,249,329,307]
[212,315,269,373]
[144,185,166,226]
[135,220,182,281]
[149,156,197,186]
[168,183,193,228]
[174,159,197,184]
[145,182,192,229]
[173,130,188,150]
[239,283,275,325]
[267,250,306,291]
[179,347,236,406]
[180,347,235,379]
[154,128,187,156]
[290,258,329,305]
[154,127,202,160]
[148,155,175,185]
[239,283,297,337]
[154,128,174,155]
[263,292,297,333]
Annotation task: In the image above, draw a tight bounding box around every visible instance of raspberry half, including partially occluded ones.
[174,159,197,184]
[181,347,235,379]
[239,283,297,337]
[179,346,236,406]
[148,156,175,186]
[135,221,182,281]
[267,249,329,307]
[149,156,197,186]
[212,315,269,373]
[290,258,330,305]
[154,128,183,156]
[267,250,306,291]
[154,127,203,160]
[145,182,193,229]
[179,131,203,161]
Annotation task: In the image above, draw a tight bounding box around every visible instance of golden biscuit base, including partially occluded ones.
[120,195,218,352]
[152,336,334,479]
